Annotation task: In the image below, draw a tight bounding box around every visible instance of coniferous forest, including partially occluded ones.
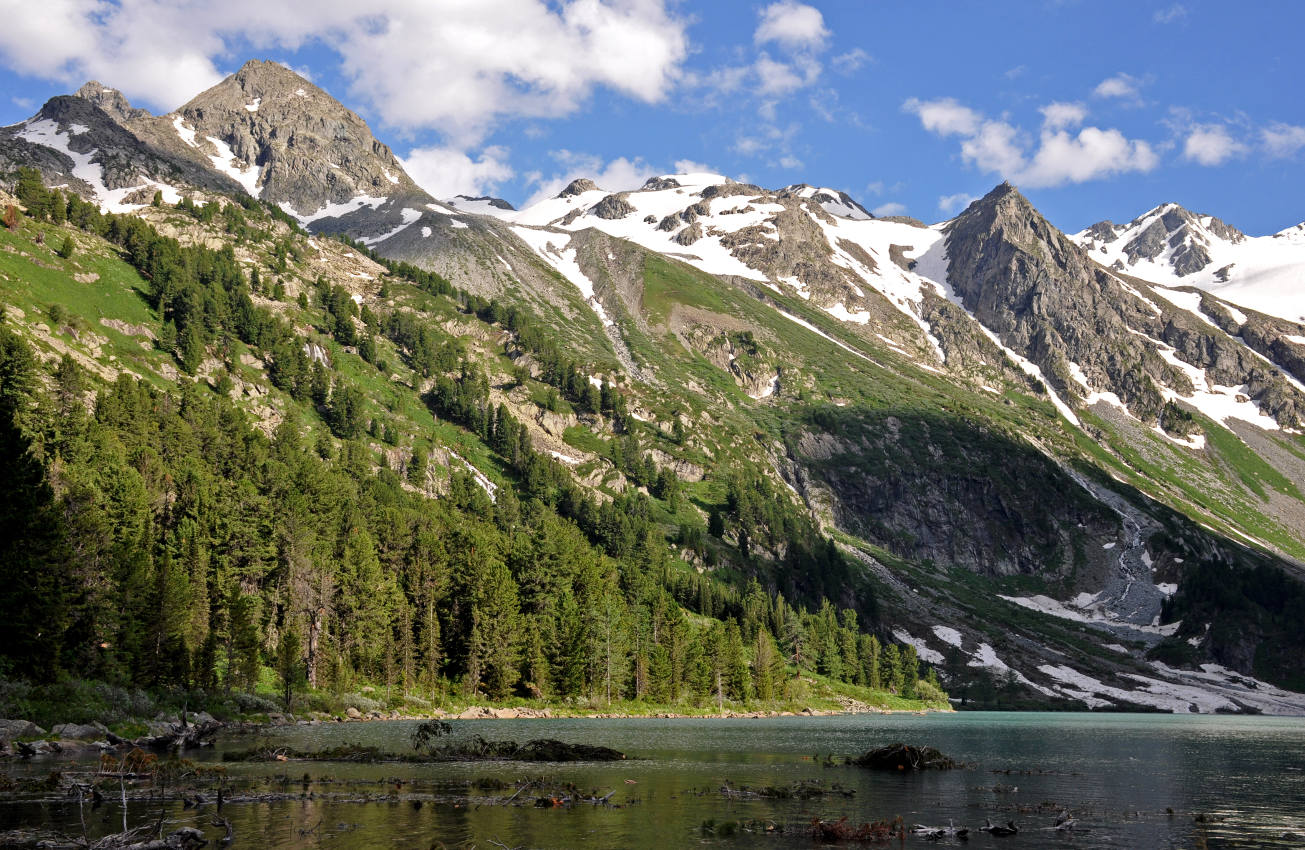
[0,171,944,723]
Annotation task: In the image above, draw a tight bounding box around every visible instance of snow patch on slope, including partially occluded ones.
[18,119,180,212]
[204,136,261,196]
[510,226,614,327]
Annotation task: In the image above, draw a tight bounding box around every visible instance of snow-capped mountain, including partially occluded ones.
[7,61,1305,714]
[424,173,1305,440]
[0,93,242,211]
[1073,204,1305,323]
[2,61,439,242]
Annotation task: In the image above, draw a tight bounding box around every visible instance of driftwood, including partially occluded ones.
[981,819,1019,836]
[809,816,904,842]
[850,743,956,771]
[101,720,223,754]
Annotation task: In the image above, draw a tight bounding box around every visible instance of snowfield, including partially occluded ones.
[1073,204,1305,323]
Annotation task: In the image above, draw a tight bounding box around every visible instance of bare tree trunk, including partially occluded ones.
[305,606,323,688]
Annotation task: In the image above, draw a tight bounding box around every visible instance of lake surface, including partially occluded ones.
[3,711,1304,848]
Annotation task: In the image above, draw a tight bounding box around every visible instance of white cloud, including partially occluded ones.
[1093,73,1140,100]
[903,97,981,136]
[1262,123,1305,158]
[754,1,829,52]
[0,0,690,142]
[1182,124,1247,166]
[778,154,803,169]
[1153,4,1187,24]
[831,48,869,75]
[959,120,1026,176]
[673,158,717,175]
[938,193,976,215]
[754,54,809,96]
[1020,127,1158,186]
[1040,101,1086,131]
[906,96,1159,188]
[522,151,658,207]
[401,145,514,199]
[872,202,907,217]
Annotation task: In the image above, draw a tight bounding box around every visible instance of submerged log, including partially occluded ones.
[850,743,956,771]
[135,720,224,752]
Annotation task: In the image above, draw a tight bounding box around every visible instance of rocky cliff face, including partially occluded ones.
[172,60,429,221]
[944,183,1305,427]
[0,95,242,207]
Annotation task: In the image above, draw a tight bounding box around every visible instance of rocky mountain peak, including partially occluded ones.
[557,178,600,198]
[74,82,151,124]
[641,176,680,191]
[167,58,429,228]
[0,92,242,204]
[454,194,516,211]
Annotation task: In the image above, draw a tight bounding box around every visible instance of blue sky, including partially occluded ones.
[2,1,1303,234]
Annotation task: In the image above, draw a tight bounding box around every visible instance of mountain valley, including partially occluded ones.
[3,59,1305,715]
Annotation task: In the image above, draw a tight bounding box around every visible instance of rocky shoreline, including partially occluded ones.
[1,700,939,758]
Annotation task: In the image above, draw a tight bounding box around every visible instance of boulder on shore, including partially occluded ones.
[0,719,47,740]
[52,722,106,740]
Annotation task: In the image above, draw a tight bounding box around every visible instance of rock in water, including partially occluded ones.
[851,743,956,771]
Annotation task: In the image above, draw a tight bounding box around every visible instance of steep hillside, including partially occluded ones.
[4,62,1305,715]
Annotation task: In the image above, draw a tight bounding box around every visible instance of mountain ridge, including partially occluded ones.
[3,62,1305,713]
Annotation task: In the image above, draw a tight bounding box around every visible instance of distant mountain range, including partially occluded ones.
[5,59,1305,714]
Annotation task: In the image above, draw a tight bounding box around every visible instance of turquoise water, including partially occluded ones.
[3,711,1304,847]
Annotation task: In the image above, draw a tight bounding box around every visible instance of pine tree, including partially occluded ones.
[57,235,75,259]
[752,628,783,701]
[467,560,522,698]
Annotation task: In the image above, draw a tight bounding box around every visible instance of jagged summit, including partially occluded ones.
[557,178,600,198]
[74,82,151,124]
[172,57,428,218]
[451,194,515,211]
[0,93,241,209]
[1071,200,1303,320]
[777,183,872,220]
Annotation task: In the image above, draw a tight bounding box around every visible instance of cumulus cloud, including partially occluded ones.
[0,0,690,142]
[902,97,981,136]
[1021,127,1158,186]
[673,158,717,175]
[1182,124,1248,166]
[1093,73,1140,100]
[1261,123,1305,158]
[754,53,820,96]
[1039,101,1086,131]
[400,145,514,199]
[686,0,832,115]
[905,97,1158,188]
[872,202,907,217]
[522,150,659,207]
[938,193,976,215]
[754,1,829,51]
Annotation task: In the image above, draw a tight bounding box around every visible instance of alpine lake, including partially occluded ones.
[2,711,1303,848]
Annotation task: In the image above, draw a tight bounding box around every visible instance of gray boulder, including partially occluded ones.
[0,719,47,740]
[52,722,105,740]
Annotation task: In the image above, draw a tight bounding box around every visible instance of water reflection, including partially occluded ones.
[1,712,1302,848]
